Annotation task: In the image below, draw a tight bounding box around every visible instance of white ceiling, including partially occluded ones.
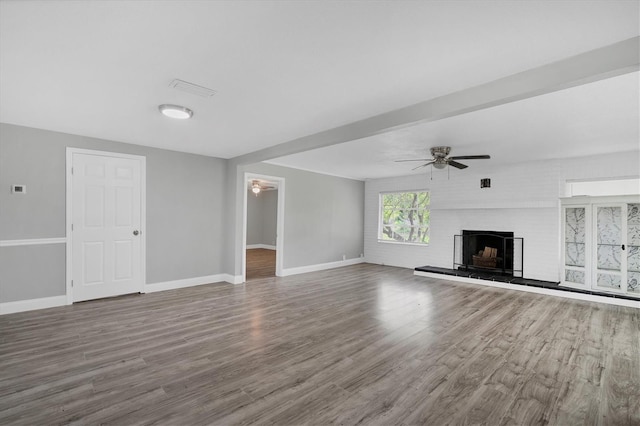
[1,1,638,172]
[267,71,640,180]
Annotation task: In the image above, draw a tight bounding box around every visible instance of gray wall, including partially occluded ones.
[0,123,227,302]
[0,244,66,302]
[246,189,277,246]
[240,163,364,270]
[261,190,278,246]
[1,123,367,301]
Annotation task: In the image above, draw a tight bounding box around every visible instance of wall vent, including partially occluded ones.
[169,79,217,97]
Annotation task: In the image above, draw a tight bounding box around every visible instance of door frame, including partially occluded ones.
[242,172,285,283]
[65,147,147,304]
[560,194,640,296]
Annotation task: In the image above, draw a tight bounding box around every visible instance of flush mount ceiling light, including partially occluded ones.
[252,183,261,195]
[158,104,193,119]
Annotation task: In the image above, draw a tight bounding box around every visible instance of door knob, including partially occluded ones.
[133,230,139,236]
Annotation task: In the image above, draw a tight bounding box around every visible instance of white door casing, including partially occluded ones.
[242,172,285,283]
[67,149,145,302]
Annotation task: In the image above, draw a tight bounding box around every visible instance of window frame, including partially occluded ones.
[378,189,430,245]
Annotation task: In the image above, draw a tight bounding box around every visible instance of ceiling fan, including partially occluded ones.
[396,146,490,170]
[249,179,276,195]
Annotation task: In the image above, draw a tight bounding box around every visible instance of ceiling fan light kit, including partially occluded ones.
[395,146,491,176]
[250,179,276,196]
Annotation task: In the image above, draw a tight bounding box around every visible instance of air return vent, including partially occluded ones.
[169,79,217,97]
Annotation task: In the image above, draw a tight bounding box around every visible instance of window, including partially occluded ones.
[379,191,430,244]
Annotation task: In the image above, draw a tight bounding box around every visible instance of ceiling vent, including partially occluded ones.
[169,79,217,97]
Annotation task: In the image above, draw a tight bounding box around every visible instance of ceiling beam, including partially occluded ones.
[231,36,639,166]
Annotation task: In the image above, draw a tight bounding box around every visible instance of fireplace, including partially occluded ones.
[453,230,523,277]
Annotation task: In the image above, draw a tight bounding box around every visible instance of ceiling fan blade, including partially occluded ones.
[395,159,433,162]
[412,162,434,171]
[448,160,468,169]
[449,155,491,160]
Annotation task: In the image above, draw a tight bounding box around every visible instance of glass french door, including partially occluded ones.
[562,199,639,298]
[593,204,625,293]
[563,206,588,287]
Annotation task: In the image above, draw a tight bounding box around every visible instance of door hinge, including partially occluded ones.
[71,224,74,231]
[71,280,74,287]
[71,167,74,175]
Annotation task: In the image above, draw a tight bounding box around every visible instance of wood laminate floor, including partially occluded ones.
[1,264,639,425]
[246,249,276,280]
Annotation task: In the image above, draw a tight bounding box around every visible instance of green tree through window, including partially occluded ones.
[379,191,430,244]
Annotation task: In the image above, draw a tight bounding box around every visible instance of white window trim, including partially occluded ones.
[378,189,430,246]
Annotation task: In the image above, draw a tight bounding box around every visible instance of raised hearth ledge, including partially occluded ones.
[414,271,640,309]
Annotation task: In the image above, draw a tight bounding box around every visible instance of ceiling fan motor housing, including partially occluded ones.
[430,146,451,158]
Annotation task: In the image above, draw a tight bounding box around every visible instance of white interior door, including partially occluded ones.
[71,152,143,302]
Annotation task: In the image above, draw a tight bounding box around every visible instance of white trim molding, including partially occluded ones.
[281,257,366,277]
[242,172,286,283]
[0,237,66,247]
[145,274,244,292]
[0,295,68,315]
[223,274,244,285]
[246,244,276,250]
[414,271,640,309]
[144,275,227,293]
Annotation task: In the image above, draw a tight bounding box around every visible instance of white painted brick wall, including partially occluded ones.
[364,151,639,282]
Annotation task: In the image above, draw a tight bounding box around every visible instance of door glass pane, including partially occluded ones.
[565,270,585,283]
[597,273,621,289]
[597,207,622,272]
[628,204,640,293]
[565,208,585,283]
[596,206,622,290]
[629,271,640,294]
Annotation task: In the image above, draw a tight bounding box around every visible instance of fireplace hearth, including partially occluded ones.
[453,230,523,277]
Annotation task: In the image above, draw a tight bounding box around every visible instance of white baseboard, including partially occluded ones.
[0,295,68,315]
[246,244,276,250]
[281,257,366,277]
[2,274,245,315]
[414,271,640,309]
[145,274,227,293]
[222,274,244,285]
[145,273,246,292]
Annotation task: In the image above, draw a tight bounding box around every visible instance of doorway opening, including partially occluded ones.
[242,173,285,282]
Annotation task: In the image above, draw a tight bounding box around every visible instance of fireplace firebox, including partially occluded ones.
[453,230,523,277]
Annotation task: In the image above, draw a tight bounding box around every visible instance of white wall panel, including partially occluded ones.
[365,151,639,282]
